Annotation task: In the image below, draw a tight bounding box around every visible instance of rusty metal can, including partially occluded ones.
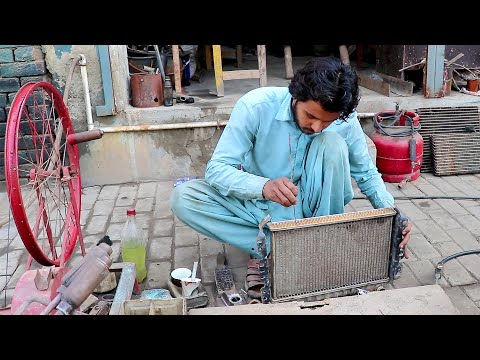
[466,79,479,92]
[130,73,164,107]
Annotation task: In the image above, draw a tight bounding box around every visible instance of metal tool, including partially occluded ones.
[398,137,419,189]
[153,45,166,82]
[256,214,272,304]
[214,253,245,306]
[288,134,297,223]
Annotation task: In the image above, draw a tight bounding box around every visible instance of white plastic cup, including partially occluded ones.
[181,277,201,297]
[170,268,191,287]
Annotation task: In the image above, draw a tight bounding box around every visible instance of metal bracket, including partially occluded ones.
[256,214,272,304]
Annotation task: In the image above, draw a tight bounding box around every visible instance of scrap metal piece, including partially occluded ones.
[214,267,235,294]
[220,290,245,306]
[108,262,137,315]
[34,268,53,291]
[88,300,111,315]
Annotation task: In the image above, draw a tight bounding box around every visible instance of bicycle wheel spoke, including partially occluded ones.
[5,82,81,266]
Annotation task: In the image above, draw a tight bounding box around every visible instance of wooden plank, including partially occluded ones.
[377,72,414,96]
[223,69,260,80]
[358,73,390,96]
[212,45,224,97]
[257,45,267,87]
[171,45,182,94]
[284,45,294,79]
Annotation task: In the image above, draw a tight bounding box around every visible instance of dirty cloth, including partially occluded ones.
[170,87,394,256]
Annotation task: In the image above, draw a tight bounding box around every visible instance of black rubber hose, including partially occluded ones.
[435,249,480,280]
[373,112,421,137]
[353,196,480,200]
[437,249,480,267]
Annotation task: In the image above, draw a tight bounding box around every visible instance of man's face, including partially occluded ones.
[291,99,341,134]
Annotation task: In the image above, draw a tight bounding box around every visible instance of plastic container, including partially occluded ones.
[163,76,173,106]
[120,209,147,282]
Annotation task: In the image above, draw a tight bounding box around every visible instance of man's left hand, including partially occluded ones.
[400,222,413,259]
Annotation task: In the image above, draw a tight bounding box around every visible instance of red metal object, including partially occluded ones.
[130,73,164,108]
[5,267,70,315]
[370,111,424,183]
[4,81,83,266]
[67,129,104,146]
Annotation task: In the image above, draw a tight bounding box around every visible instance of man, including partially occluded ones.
[171,57,412,296]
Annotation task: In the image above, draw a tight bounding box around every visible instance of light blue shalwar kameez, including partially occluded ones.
[170,87,394,256]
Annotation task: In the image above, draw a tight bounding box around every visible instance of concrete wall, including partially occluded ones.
[42,45,105,132]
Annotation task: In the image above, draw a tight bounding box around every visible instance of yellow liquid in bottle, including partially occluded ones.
[121,245,147,282]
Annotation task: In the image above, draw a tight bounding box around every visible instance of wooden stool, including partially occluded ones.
[211,45,267,97]
[207,45,294,97]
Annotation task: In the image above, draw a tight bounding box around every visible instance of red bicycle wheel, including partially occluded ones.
[4,81,82,266]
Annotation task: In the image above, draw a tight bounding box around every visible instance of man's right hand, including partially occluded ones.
[262,177,298,207]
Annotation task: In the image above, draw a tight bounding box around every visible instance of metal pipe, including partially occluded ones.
[63,55,82,104]
[78,54,95,131]
[358,113,376,118]
[98,114,374,134]
[99,120,229,133]
[39,293,62,315]
[109,262,137,315]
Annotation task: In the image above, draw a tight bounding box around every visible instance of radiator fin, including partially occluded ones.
[270,212,394,301]
[431,133,480,176]
[414,106,480,172]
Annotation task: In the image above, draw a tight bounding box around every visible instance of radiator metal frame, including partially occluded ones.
[267,208,398,303]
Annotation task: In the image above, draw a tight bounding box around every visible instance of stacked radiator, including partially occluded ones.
[415,106,480,175]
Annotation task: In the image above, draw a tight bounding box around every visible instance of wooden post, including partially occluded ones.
[339,45,350,65]
[425,45,446,98]
[284,45,294,79]
[213,45,224,97]
[236,45,242,67]
[205,45,213,70]
[171,45,182,94]
[257,45,267,87]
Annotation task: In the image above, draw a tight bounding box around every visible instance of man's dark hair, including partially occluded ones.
[288,56,360,120]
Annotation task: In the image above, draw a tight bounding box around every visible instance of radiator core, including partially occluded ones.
[431,133,480,176]
[414,106,480,172]
[268,208,397,302]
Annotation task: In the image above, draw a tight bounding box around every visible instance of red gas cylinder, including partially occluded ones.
[370,110,424,183]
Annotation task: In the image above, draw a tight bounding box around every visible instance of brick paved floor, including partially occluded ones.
[1,173,480,314]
